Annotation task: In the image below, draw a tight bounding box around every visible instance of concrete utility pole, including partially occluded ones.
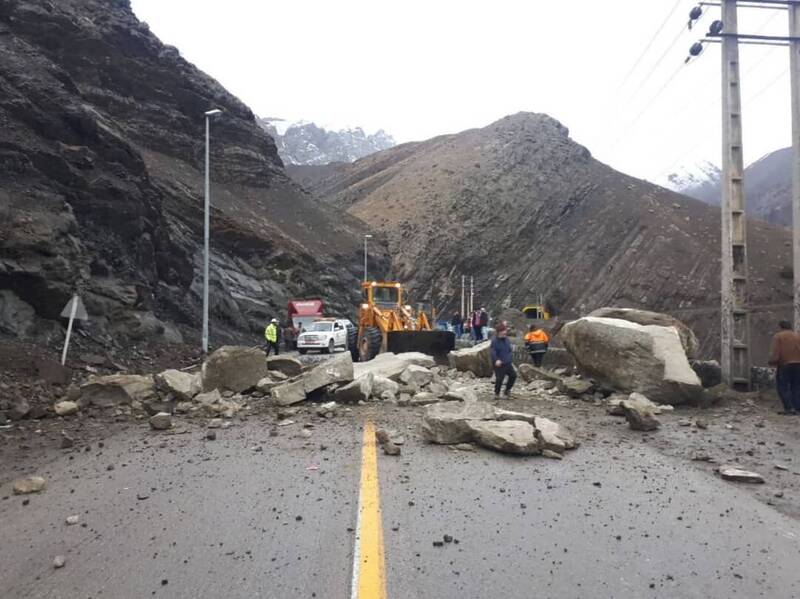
[461,275,465,316]
[363,234,373,282]
[469,276,474,315]
[790,2,800,329]
[719,0,751,389]
[202,108,223,355]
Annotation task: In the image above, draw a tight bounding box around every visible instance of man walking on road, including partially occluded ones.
[769,320,800,414]
[491,322,516,399]
[264,318,280,357]
[451,311,463,338]
[479,307,489,341]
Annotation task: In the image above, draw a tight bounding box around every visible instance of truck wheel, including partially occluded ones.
[326,339,335,354]
[359,327,382,362]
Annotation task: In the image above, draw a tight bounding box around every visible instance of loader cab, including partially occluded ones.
[362,281,403,310]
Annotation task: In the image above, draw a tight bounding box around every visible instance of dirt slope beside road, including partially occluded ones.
[305,113,792,362]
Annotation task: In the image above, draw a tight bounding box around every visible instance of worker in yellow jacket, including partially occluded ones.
[524,325,549,367]
[264,318,280,357]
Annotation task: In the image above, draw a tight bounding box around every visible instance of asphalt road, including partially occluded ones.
[2,408,800,599]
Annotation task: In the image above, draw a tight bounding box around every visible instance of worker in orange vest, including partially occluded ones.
[524,324,550,367]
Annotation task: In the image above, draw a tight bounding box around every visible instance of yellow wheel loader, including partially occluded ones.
[357,281,455,362]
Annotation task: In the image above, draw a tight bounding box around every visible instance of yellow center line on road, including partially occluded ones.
[350,420,387,599]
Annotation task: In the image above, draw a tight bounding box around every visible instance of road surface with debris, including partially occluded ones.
[2,395,800,599]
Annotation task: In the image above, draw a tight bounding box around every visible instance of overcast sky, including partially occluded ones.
[131,0,793,184]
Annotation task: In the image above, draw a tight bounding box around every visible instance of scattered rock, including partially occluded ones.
[399,391,440,406]
[453,443,475,452]
[335,374,374,403]
[80,374,157,408]
[60,432,74,449]
[155,369,201,401]
[371,376,400,398]
[718,465,765,484]
[208,418,223,428]
[54,401,79,417]
[206,430,217,441]
[442,388,477,402]
[316,402,337,417]
[8,397,30,421]
[303,352,354,394]
[534,416,578,452]
[66,515,79,525]
[542,449,564,459]
[448,341,492,377]
[53,555,66,569]
[354,352,434,381]
[201,346,268,393]
[691,360,722,388]
[620,400,660,431]
[382,441,402,456]
[400,365,434,388]
[13,476,46,494]
[149,412,172,430]
[465,420,541,455]
[270,379,307,406]
[267,355,304,378]
[557,376,595,398]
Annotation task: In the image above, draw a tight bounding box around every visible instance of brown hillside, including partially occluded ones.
[303,113,793,363]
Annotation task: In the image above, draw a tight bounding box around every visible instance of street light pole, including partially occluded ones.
[203,108,223,355]
[363,234,373,282]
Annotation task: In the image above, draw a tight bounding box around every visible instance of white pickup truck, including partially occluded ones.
[296,319,353,354]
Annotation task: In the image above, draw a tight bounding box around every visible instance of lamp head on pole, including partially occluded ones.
[205,108,223,118]
[364,234,373,239]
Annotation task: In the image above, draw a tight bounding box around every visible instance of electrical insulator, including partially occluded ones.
[689,42,704,57]
[709,20,724,36]
[689,6,702,21]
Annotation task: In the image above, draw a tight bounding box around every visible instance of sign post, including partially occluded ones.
[60,295,88,365]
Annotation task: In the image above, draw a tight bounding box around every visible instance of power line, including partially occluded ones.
[616,0,687,93]
[651,66,789,182]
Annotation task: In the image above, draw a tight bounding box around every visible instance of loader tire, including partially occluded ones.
[359,327,382,362]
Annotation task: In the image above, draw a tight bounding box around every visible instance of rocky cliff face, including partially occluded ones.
[303,113,793,363]
[0,0,377,349]
[258,118,395,165]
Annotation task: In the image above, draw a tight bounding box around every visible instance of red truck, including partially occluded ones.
[285,299,324,349]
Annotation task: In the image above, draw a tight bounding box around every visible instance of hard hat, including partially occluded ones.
[271,318,278,323]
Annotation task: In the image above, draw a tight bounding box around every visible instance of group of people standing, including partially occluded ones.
[450,308,489,341]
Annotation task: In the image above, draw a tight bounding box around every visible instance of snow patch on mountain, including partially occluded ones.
[257,118,395,165]
[661,160,721,205]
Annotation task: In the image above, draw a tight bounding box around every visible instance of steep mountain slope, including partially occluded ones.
[0,0,377,348]
[257,118,395,165]
[306,113,793,362]
[669,148,793,227]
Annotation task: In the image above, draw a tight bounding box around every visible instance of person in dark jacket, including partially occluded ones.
[490,322,516,398]
[478,308,489,340]
[451,312,463,338]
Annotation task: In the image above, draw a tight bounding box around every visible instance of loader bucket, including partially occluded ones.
[387,330,455,361]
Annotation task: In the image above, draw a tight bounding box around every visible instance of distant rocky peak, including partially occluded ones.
[257,117,396,165]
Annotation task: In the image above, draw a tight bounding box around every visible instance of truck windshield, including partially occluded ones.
[308,322,333,332]
[373,287,398,305]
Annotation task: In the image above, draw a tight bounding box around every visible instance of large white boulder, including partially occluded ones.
[201,346,268,393]
[464,420,541,455]
[589,307,699,359]
[448,341,493,378]
[303,352,354,394]
[267,355,304,378]
[562,317,703,405]
[271,379,307,406]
